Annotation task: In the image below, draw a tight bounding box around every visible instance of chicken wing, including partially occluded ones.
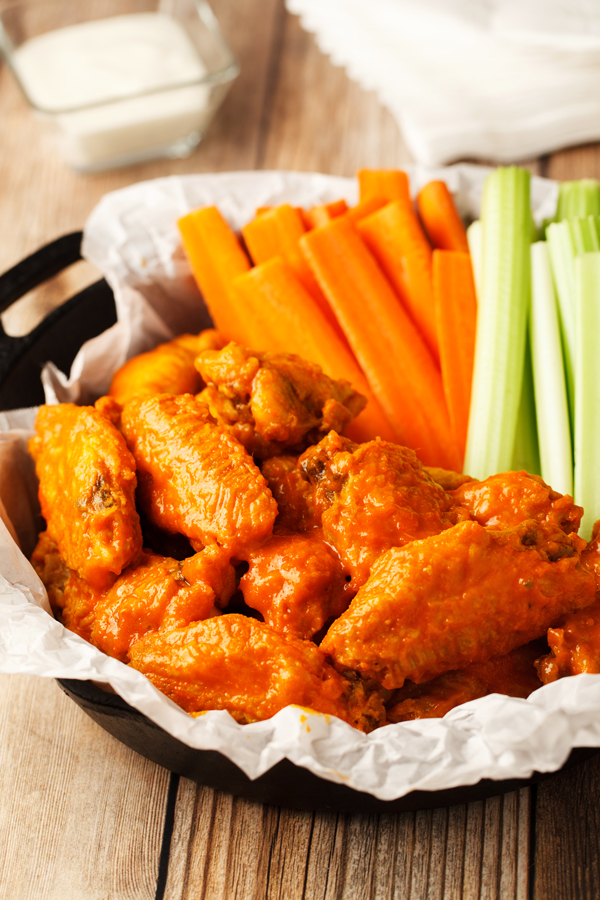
[195,342,366,459]
[240,533,352,640]
[128,614,386,731]
[120,393,277,557]
[535,533,600,682]
[387,642,543,722]
[29,404,142,590]
[451,471,582,533]
[321,519,595,690]
[33,530,235,656]
[536,600,600,683]
[109,330,227,406]
[299,431,470,588]
[90,545,235,661]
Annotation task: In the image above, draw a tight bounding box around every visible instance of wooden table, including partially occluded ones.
[2,2,600,897]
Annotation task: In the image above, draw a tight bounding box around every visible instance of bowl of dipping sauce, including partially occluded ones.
[0,0,239,172]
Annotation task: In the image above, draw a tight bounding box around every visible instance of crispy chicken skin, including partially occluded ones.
[424,467,475,492]
[32,532,99,640]
[240,533,352,640]
[128,614,386,731]
[31,531,70,615]
[109,330,227,407]
[536,600,600,683]
[261,455,320,533]
[387,642,543,722]
[536,535,600,683]
[121,393,277,557]
[451,471,582,534]
[195,342,367,459]
[90,546,235,662]
[321,519,595,690]
[29,404,142,590]
[299,431,470,587]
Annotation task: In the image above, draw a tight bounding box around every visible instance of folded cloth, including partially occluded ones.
[286,0,600,165]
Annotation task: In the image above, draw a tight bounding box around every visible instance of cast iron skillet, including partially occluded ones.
[0,234,596,813]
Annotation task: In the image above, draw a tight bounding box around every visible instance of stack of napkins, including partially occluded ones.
[286,0,600,165]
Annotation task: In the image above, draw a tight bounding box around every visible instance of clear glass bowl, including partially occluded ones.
[0,0,239,172]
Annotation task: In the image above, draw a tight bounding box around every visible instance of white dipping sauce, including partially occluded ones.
[13,14,212,169]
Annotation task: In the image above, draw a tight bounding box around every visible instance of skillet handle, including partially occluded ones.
[0,232,83,321]
[0,231,117,411]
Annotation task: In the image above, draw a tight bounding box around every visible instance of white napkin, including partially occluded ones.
[286,0,600,165]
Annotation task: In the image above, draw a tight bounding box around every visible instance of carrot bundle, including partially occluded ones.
[300,217,459,468]
[432,251,477,464]
[177,206,251,346]
[357,201,439,364]
[417,181,469,253]
[178,173,475,469]
[231,257,395,442]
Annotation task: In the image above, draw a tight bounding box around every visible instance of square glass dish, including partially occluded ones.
[0,0,239,172]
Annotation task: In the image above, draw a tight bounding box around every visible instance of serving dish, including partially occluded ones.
[0,0,239,172]
[1,229,597,813]
[4,168,600,812]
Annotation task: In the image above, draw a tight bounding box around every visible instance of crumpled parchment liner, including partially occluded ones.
[4,165,600,803]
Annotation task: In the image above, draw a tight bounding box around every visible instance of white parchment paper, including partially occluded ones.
[4,165,599,803]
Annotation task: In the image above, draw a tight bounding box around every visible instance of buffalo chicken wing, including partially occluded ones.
[240,533,352,639]
[29,403,142,590]
[321,519,595,690]
[109,330,227,406]
[128,614,386,731]
[121,393,277,557]
[387,642,543,722]
[299,432,470,587]
[195,342,366,459]
[451,470,582,534]
[91,545,235,661]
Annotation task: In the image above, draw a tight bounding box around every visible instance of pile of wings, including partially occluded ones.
[29,330,600,732]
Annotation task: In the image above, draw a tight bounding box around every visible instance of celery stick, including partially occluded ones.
[556,179,600,221]
[574,253,600,539]
[546,221,576,412]
[466,219,482,302]
[464,167,531,480]
[511,332,540,476]
[530,241,573,495]
[569,216,600,254]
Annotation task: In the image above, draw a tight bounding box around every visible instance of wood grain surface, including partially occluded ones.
[1,2,600,898]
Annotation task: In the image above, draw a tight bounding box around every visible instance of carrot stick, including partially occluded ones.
[231,258,395,442]
[432,251,477,465]
[300,218,459,468]
[305,200,349,229]
[241,204,343,335]
[242,204,322,299]
[178,206,252,346]
[344,196,387,225]
[357,169,411,206]
[417,181,469,253]
[357,201,439,364]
